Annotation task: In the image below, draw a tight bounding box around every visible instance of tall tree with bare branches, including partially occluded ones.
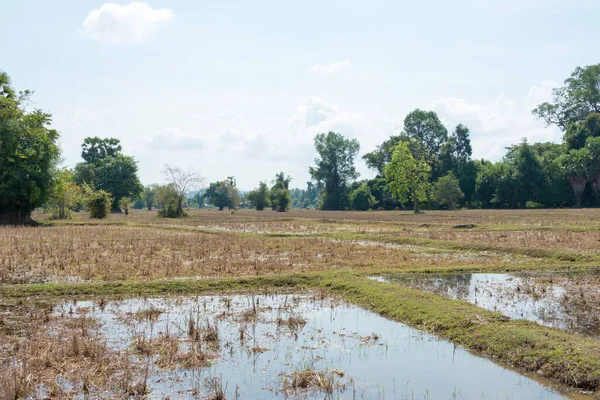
[161,164,204,217]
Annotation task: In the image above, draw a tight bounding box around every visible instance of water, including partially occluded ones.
[371,270,600,337]
[49,293,572,399]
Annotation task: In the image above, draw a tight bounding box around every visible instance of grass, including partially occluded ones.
[4,208,600,396]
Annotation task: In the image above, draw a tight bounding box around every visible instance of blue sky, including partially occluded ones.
[2,0,599,189]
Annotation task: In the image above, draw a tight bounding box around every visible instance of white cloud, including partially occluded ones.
[146,97,374,185]
[525,79,558,109]
[149,128,204,150]
[430,81,562,161]
[307,61,352,74]
[82,2,174,44]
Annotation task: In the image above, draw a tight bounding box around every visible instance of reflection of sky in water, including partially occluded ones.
[54,295,566,399]
[373,272,600,337]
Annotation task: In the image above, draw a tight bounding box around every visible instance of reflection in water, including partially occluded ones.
[373,270,600,337]
[50,294,567,399]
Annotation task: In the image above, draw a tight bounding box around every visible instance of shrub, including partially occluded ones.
[119,197,132,215]
[433,172,464,210]
[82,185,112,219]
[350,184,376,211]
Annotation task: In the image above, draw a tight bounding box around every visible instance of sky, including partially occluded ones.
[2,0,599,189]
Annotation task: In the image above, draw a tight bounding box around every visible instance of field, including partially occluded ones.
[2,208,600,399]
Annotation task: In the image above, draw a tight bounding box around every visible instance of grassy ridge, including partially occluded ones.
[3,271,600,393]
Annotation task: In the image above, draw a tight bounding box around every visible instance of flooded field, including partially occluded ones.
[372,269,600,337]
[13,293,572,399]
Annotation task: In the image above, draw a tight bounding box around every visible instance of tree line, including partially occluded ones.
[1,64,600,224]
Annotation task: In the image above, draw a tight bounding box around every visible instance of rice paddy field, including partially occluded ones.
[2,208,600,399]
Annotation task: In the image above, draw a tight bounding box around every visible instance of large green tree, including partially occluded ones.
[0,72,61,224]
[384,140,431,213]
[433,172,464,210]
[533,64,600,131]
[247,181,271,211]
[309,132,360,210]
[74,138,142,211]
[269,172,292,212]
[204,177,240,210]
[402,109,448,157]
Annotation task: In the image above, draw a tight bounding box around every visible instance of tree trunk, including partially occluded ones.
[0,210,37,226]
[413,200,419,214]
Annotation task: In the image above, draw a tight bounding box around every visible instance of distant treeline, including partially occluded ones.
[2,64,600,224]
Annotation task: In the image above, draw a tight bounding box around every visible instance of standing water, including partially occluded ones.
[370,270,600,337]
[49,294,574,399]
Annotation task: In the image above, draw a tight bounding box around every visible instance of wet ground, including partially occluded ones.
[41,293,572,399]
[371,269,600,338]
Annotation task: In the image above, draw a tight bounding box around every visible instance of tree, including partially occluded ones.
[119,197,132,215]
[309,132,360,210]
[402,109,448,157]
[562,149,591,208]
[362,135,403,175]
[533,64,600,130]
[142,185,157,210]
[433,173,464,210]
[247,181,270,211]
[270,172,291,212]
[73,138,142,212]
[155,184,180,215]
[82,184,112,219]
[0,72,61,224]
[81,137,121,163]
[384,140,431,213]
[204,178,240,210]
[505,139,545,208]
[161,164,204,218]
[47,169,81,220]
[190,192,205,209]
[350,183,376,211]
[564,112,600,150]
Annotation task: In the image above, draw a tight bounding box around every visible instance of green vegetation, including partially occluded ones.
[247,181,271,210]
[82,184,112,219]
[309,131,360,210]
[432,172,464,210]
[0,72,60,225]
[204,177,240,210]
[385,140,431,213]
[73,137,143,212]
[269,172,292,212]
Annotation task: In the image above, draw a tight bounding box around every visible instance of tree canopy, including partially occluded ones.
[533,64,600,131]
[0,72,60,224]
[384,140,431,213]
[309,132,360,210]
[74,138,143,212]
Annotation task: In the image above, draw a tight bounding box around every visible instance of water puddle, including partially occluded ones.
[371,270,600,337]
[43,293,574,399]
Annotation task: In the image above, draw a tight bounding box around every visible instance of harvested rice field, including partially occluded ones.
[3,208,600,399]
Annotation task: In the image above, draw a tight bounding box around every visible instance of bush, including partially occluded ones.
[433,172,464,210]
[247,182,270,211]
[82,185,112,219]
[157,193,186,218]
[119,197,132,215]
[350,184,376,211]
[526,201,544,209]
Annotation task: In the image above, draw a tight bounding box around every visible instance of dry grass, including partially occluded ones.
[0,300,147,399]
[0,224,521,284]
